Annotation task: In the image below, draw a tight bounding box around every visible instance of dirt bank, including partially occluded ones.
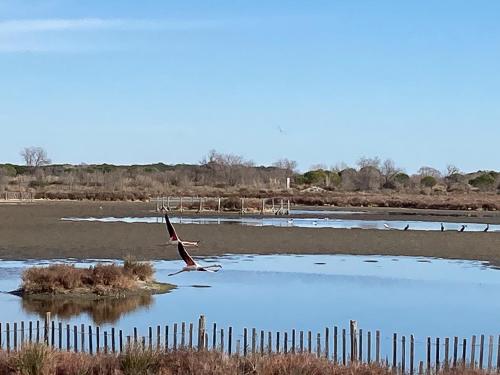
[0,201,499,267]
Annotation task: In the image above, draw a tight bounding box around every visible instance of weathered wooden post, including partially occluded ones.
[189,323,193,349]
[165,325,169,350]
[410,335,415,375]
[276,331,280,353]
[402,335,406,374]
[218,198,221,212]
[444,337,449,369]
[342,329,346,365]
[221,328,225,353]
[325,327,329,359]
[58,322,62,349]
[299,331,304,353]
[173,323,178,350]
[316,333,321,358]
[462,338,467,366]
[88,326,93,354]
[96,326,100,353]
[436,337,441,372]
[252,328,256,354]
[228,326,232,355]
[291,329,296,354]
[20,321,24,348]
[453,336,458,367]
[181,322,185,348]
[268,331,272,354]
[212,323,217,350]
[13,322,17,351]
[112,327,116,352]
[350,320,358,363]
[243,328,248,356]
[284,332,288,354]
[471,335,477,368]
[73,325,78,353]
[479,334,484,369]
[487,335,493,371]
[44,312,51,345]
[6,323,10,352]
[307,331,312,354]
[334,327,338,363]
[104,331,108,354]
[392,333,397,368]
[426,337,431,373]
[198,316,205,351]
[81,324,85,352]
[260,330,264,355]
[359,328,363,361]
[119,330,123,353]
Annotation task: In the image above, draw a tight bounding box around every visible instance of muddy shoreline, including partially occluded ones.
[1,201,499,267]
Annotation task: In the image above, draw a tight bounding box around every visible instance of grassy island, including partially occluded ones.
[11,258,175,298]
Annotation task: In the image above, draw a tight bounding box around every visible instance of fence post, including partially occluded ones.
[284,332,288,354]
[479,334,485,369]
[221,328,225,353]
[252,328,256,354]
[426,337,431,373]
[334,327,338,363]
[471,335,476,368]
[402,335,406,374]
[6,323,10,352]
[307,331,312,354]
[243,328,248,356]
[268,331,272,355]
[410,335,415,375]
[213,323,217,350]
[392,333,397,368]
[173,323,178,350]
[325,327,329,359]
[260,330,264,355]
[44,312,51,345]
[350,320,358,363]
[462,338,467,366]
[359,328,363,361]
[228,326,232,355]
[487,335,493,371]
[453,336,458,367]
[73,325,78,353]
[88,326,93,354]
[14,322,17,351]
[342,329,346,365]
[444,337,449,370]
[276,331,280,353]
[316,333,321,358]
[291,329,296,354]
[20,321,24,348]
[81,324,85,352]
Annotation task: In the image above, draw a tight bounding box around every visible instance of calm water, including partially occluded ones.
[0,254,499,360]
[61,216,499,232]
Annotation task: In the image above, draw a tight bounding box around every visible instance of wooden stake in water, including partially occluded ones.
[436,337,441,373]
[325,327,329,359]
[462,338,467,366]
[284,332,288,354]
[213,323,217,350]
[221,329,225,353]
[367,331,372,364]
[487,335,493,371]
[276,331,280,353]
[89,326,93,355]
[198,315,206,351]
[401,335,406,374]
[173,323,178,350]
[260,330,264,355]
[112,327,116,352]
[181,323,185,348]
[58,322,62,350]
[291,329,296,354]
[189,323,193,349]
[96,326,100,353]
[426,337,431,372]
[119,330,123,353]
[307,331,312,354]
[444,337,449,369]
[66,324,70,351]
[268,331,272,355]
[316,333,321,358]
[14,322,17,351]
[350,320,358,363]
[228,326,233,356]
[299,331,304,353]
[81,324,85,352]
[6,323,10,352]
[73,325,78,353]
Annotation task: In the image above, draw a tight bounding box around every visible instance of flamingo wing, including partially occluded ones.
[177,242,196,266]
[165,214,178,241]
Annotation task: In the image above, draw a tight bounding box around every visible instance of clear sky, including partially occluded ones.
[1,0,499,173]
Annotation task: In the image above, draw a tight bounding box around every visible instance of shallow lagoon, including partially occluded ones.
[61,215,499,232]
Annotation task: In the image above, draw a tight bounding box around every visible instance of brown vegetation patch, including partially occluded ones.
[18,259,163,297]
[0,344,493,375]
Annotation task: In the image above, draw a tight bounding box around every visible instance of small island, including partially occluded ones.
[10,257,175,299]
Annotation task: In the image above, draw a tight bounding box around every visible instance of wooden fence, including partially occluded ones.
[151,196,291,215]
[0,314,498,373]
[0,191,34,202]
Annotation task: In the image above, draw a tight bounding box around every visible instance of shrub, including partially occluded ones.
[469,173,495,191]
[394,172,410,185]
[120,345,159,375]
[16,343,53,375]
[420,176,437,187]
[124,257,154,281]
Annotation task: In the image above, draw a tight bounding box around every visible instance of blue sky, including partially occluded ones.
[1,0,499,173]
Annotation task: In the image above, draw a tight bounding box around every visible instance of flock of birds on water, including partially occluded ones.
[161,208,491,277]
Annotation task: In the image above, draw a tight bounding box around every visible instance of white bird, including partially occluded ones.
[168,241,222,276]
[164,214,199,247]
[287,218,294,224]
[384,224,390,229]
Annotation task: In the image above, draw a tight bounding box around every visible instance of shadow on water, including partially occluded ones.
[20,294,154,325]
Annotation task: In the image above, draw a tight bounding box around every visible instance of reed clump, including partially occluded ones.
[20,260,154,296]
[0,347,493,375]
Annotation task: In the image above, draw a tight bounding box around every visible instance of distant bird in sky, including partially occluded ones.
[164,214,199,247]
[276,126,286,135]
[441,223,445,232]
[403,224,409,231]
[484,224,489,232]
[459,224,466,232]
[168,242,222,276]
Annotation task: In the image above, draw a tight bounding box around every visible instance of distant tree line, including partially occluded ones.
[0,147,498,199]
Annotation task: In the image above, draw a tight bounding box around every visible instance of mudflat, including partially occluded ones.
[0,201,499,267]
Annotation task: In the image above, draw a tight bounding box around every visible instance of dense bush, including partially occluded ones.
[420,176,437,187]
[469,173,496,191]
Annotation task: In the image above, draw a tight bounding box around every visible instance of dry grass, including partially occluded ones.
[21,261,154,295]
[0,345,492,375]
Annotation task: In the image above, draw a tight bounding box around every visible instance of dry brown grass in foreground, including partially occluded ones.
[21,258,154,295]
[0,344,492,375]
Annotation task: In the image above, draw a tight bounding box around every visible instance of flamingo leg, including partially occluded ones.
[168,269,187,276]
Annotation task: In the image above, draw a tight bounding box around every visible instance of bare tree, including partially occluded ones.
[309,163,328,171]
[357,156,381,170]
[445,164,460,177]
[272,159,298,173]
[20,147,51,172]
[381,159,401,187]
[417,166,441,179]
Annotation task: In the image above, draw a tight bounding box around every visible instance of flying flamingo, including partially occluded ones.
[164,214,199,247]
[168,241,222,276]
